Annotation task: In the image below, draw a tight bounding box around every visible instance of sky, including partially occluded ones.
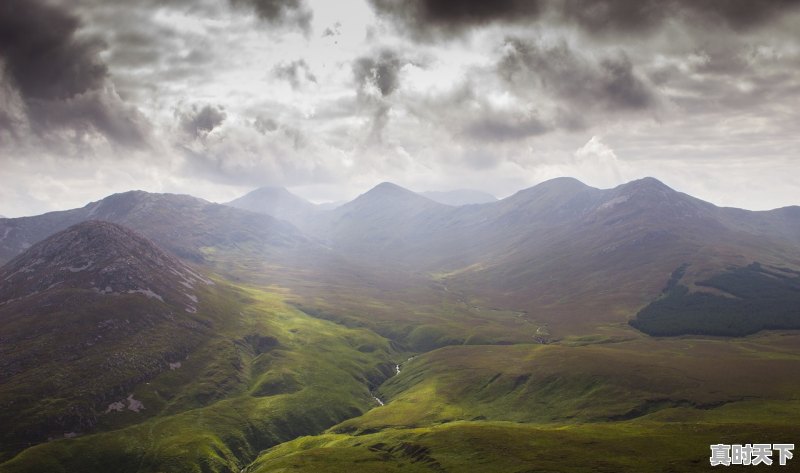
[1,0,799,217]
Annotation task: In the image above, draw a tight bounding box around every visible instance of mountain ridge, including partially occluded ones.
[0,190,313,266]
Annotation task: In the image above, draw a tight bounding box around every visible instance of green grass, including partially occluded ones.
[246,334,800,473]
[326,335,800,435]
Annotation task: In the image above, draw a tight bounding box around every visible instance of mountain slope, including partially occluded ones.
[0,221,222,454]
[419,189,497,206]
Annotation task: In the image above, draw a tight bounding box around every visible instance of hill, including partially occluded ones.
[0,221,220,454]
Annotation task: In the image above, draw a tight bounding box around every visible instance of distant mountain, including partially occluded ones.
[419,189,497,206]
[2,178,798,340]
[309,182,453,265]
[225,186,319,229]
[0,221,222,449]
[0,190,312,266]
[482,179,799,332]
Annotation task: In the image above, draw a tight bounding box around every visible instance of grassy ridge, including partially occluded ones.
[331,335,800,434]
[249,416,800,473]
[247,334,800,472]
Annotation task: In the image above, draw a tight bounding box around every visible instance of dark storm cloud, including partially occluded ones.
[0,0,149,147]
[498,37,656,112]
[559,0,800,36]
[680,0,800,31]
[273,59,317,89]
[368,0,545,38]
[179,105,227,138]
[29,91,151,147]
[229,0,312,32]
[368,0,800,38]
[0,0,107,101]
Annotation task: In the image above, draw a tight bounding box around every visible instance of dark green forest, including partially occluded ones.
[630,263,800,336]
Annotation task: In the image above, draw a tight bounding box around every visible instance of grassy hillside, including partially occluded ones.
[249,416,800,473]
[248,334,800,472]
[0,285,398,472]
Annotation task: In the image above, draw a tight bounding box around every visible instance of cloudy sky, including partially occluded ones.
[1,0,799,217]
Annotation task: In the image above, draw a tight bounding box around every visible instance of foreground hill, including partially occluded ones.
[0,221,220,454]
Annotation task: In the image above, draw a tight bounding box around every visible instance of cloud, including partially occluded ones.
[273,59,317,89]
[498,37,656,113]
[229,0,313,32]
[178,121,337,189]
[368,0,800,39]
[254,116,279,133]
[178,104,227,139]
[368,0,545,38]
[352,49,411,144]
[461,109,550,142]
[353,49,405,97]
[322,22,342,37]
[572,135,623,187]
[0,0,149,148]
[0,1,107,101]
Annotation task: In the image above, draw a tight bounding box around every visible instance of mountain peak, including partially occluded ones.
[225,186,317,229]
[539,176,588,187]
[370,181,413,195]
[506,177,593,202]
[353,182,434,204]
[227,185,311,211]
[609,177,680,202]
[622,176,672,190]
[244,186,291,197]
[0,220,208,310]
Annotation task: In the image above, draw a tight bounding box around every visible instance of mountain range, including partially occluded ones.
[1,177,799,472]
